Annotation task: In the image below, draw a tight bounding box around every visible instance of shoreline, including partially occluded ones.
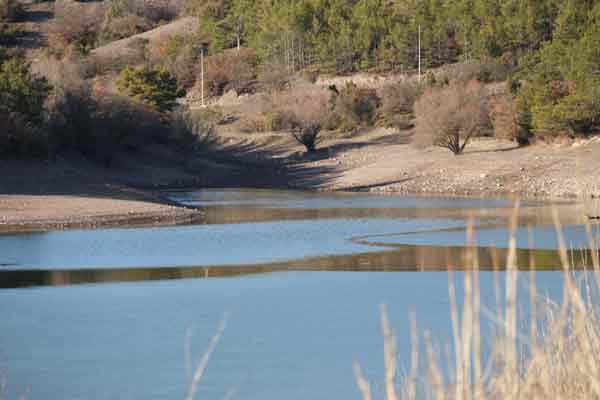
[0,205,203,234]
[1,134,599,234]
[0,191,203,234]
[0,182,590,235]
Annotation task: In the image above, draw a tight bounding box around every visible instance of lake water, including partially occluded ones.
[0,190,597,399]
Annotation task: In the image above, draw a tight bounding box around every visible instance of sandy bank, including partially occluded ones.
[0,157,202,234]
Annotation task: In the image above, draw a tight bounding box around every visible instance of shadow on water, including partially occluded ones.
[2,244,596,289]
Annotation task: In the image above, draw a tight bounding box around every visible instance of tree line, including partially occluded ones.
[193,0,600,140]
[193,0,580,73]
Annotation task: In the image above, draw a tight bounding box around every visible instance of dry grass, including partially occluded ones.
[185,313,229,400]
[90,17,197,68]
[356,204,600,400]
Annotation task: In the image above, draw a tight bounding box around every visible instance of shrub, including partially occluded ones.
[117,65,183,112]
[204,48,258,97]
[275,85,332,153]
[48,1,104,54]
[0,57,50,157]
[238,96,270,133]
[530,85,600,138]
[99,13,152,44]
[151,33,201,89]
[167,107,215,155]
[0,57,50,126]
[98,0,179,46]
[257,58,290,93]
[133,0,178,24]
[414,80,490,155]
[98,0,150,45]
[491,93,530,145]
[331,82,380,132]
[380,80,424,128]
[93,94,164,155]
[49,14,101,54]
[49,89,165,164]
[38,55,168,163]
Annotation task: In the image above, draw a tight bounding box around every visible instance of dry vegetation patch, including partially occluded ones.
[356,212,600,400]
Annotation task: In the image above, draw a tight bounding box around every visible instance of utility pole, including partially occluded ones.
[418,24,422,82]
[464,31,469,63]
[200,47,205,107]
[199,43,208,108]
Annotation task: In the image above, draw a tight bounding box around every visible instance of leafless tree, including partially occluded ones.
[414,80,489,155]
[276,85,332,153]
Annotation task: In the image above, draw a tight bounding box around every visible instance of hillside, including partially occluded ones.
[91,16,197,63]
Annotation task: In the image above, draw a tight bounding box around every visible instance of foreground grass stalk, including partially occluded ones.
[381,304,399,400]
[357,202,600,400]
[186,313,229,400]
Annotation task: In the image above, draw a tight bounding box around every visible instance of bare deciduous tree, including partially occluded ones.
[414,80,489,155]
[276,85,331,153]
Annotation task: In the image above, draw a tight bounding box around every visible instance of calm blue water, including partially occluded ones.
[1,271,565,400]
[0,218,470,270]
[0,190,594,399]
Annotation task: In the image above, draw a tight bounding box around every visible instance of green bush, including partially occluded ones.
[514,15,600,139]
[530,87,600,137]
[0,57,50,156]
[117,65,183,112]
[0,57,50,126]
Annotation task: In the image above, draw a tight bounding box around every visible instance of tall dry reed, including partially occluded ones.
[356,204,600,400]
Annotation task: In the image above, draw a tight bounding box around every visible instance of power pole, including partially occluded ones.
[464,31,469,63]
[418,24,422,82]
[200,46,205,108]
